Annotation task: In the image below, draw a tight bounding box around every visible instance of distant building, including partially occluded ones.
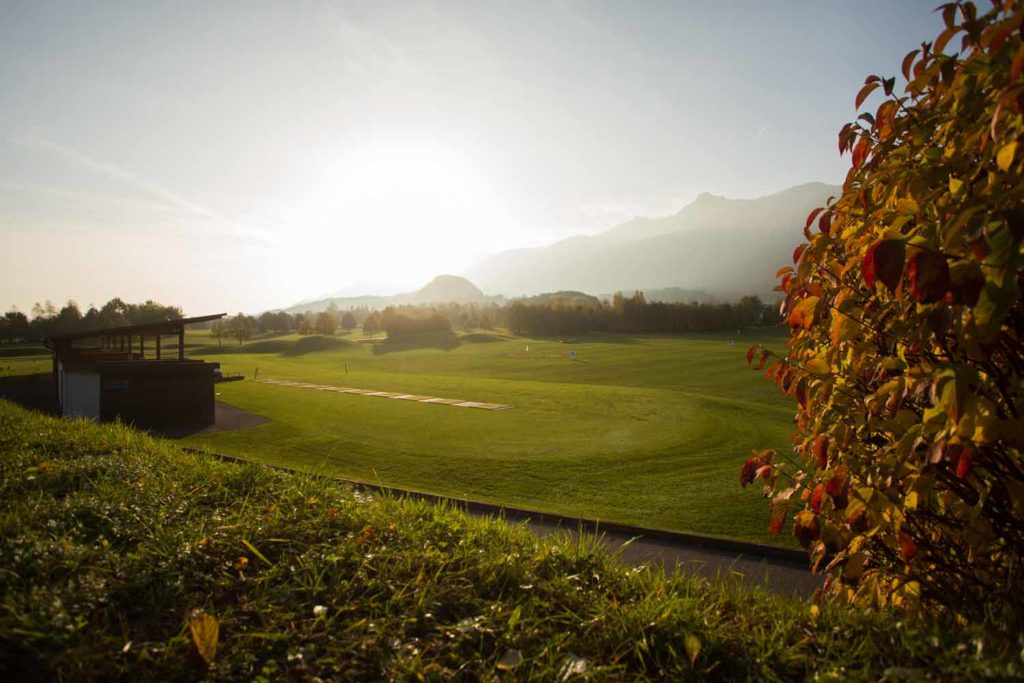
[46,314,225,431]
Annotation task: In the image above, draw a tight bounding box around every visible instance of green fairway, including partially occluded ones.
[180,328,794,544]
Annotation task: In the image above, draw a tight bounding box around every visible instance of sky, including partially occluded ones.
[1,0,944,315]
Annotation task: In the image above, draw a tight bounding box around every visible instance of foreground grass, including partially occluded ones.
[183,330,794,543]
[1,402,1019,680]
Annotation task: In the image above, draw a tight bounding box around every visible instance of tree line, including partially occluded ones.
[2,293,776,345]
[1,299,183,343]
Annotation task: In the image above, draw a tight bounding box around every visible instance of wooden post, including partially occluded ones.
[156,335,161,360]
[128,335,132,355]
[178,327,185,361]
[139,335,145,359]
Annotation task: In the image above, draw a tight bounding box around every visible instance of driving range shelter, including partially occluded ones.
[46,313,226,431]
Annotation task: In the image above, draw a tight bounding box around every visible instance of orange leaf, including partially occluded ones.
[901,49,919,81]
[852,136,870,169]
[811,435,829,468]
[855,81,880,109]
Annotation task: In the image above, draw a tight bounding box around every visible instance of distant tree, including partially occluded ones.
[479,313,492,330]
[363,312,381,336]
[54,300,83,336]
[210,320,225,347]
[341,311,357,331]
[226,313,254,345]
[297,311,315,335]
[314,311,337,336]
[1,309,30,343]
[736,295,764,328]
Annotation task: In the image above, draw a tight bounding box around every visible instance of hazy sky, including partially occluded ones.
[2,1,943,314]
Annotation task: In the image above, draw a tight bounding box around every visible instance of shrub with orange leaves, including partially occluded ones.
[745,1,1024,620]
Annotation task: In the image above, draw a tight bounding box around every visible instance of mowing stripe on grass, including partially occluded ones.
[254,378,514,411]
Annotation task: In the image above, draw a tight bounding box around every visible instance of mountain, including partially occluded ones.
[286,275,488,314]
[462,182,839,300]
[404,275,486,305]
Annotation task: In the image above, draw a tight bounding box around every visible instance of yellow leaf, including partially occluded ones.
[949,176,963,195]
[809,604,820,619]
[906,491,919,510]
[805,357,830,376]
[189,610,219,665]
[684,632,701,666]
[997,141,1017,171]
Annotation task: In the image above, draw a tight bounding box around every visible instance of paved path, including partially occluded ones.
[254,378,513,411]
[515,515,821,597]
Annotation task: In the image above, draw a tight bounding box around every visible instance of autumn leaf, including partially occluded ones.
[899,531,917,561]
[769,499,790,535]
[189,610,219,666]
[739,457,759,487]
[996,141,1017,171]
[956,444,975,479]
[906,251,951,303]
[862,238,905,292]
[811,435,829,468]
[684,633,702,667]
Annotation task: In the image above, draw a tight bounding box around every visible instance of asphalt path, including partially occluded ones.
[510,514,822,597]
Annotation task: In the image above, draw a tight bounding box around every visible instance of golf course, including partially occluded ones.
[174,328,794,544]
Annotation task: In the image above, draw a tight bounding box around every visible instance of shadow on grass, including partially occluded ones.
[282,336,354,356]
[0,344,49,358]
[372,331,460,355]
[194,335,354,357]
[0,372,58,414]
[459,332,513,343]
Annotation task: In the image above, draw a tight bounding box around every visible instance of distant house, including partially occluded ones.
[46,314,225,431]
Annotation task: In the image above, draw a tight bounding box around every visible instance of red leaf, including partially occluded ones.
[755,349,770,371]
[956,444,975,479]
[769,501,789,535]
[862,238,906,291]
[818,211,832,235]
[805,207,824,230]
[825,470,848,509]
[745,346,757,366]
[793,244,807,264]
[852,136,870,169]
[739,457,758,487]
[899,531,917,561]
[811,435,829,468]
[1012,44,1024,82]
[809,484,825,513]
[907,251,951,303]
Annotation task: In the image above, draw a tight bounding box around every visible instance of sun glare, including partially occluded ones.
[278,137,512,294]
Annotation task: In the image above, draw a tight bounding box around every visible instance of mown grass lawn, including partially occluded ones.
[2,401,1016,681]
[182,329,794,543]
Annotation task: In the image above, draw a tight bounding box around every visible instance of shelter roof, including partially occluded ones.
[46,313,226,344]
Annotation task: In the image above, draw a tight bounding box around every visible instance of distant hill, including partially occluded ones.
[286,275,488,314]
[404,275,486,305]
[512,291,602,308]
[462,182,840,300]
